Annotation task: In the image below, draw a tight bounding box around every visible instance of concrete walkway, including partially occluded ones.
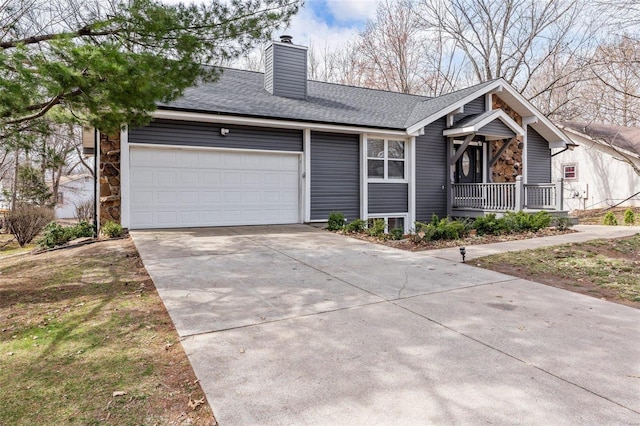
[131,225,640,425]
[429,224,640,261]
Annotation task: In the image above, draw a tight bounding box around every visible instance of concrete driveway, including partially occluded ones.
[132,225,640,425]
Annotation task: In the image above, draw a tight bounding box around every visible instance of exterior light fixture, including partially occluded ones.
[459,246,466,263]
[220,128,230,136]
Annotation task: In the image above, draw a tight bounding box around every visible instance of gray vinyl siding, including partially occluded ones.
[264,46,273,94]
[368,183,408,214]
[415,118,448,221]
[129,119,303,152]
[264,43,307,100]
[479,119,515,139]
[527,127,552,183]
[310,132,360,221]
[453,96,485,125]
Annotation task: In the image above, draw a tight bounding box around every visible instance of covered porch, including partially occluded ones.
[443,107,567,218]
[451,176,565,217]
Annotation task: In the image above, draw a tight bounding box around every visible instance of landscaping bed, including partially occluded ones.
[0,238,216,425]
[345,226,575,251]
[333,211,574,251]
[573,206,640,225]
[475,234,640,309]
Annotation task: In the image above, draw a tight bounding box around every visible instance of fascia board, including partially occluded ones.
[442,109,523,137]
[406,79,505,135]
[498,85,570,147]
[153,109,410,137]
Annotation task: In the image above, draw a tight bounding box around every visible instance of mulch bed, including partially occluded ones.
[340,227,576,251]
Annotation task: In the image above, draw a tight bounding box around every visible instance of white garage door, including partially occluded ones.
[129,146,300,229]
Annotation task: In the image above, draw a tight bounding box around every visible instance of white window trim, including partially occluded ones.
[562,163,578,180]
[366,213,409,234]
[366,137,408,183]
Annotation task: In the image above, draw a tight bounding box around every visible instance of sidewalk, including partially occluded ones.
[428,225,640,262]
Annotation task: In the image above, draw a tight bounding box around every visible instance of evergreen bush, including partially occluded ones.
[623,208,636,225]
[327,212,345,231]
[603,212,618,226]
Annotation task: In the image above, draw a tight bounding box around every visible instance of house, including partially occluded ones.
[97,36,571,232]
[53,174,93,219]
[554,123,640,212]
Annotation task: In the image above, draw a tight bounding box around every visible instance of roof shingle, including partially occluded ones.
[160,67,497,131]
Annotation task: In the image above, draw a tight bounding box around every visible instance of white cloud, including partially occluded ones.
[156,0,367,54]
[325,0,377,22]
[285,5,360,51]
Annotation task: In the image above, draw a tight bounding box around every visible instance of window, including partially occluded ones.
[57,192,64,205]
[367,138,406,180]
[367,216,406,233]
[563,163,577,180]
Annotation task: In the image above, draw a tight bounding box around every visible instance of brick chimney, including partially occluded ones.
[264,35,308,100]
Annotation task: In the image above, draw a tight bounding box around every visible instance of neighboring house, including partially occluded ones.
[554,123,640,212]
[53,174,93,219]
[96,37,571,232]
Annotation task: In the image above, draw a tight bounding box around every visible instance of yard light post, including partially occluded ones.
[459,246,466,263]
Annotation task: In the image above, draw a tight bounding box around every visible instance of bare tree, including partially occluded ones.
[587,35,640,127]
[338,0,461,96]
[414,0,599,110]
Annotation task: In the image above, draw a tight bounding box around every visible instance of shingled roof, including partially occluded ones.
[159,67,499,131]
[562,122,640,156]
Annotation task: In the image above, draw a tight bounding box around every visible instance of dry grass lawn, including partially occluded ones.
[0,237,216,425]
[475,234,640,308]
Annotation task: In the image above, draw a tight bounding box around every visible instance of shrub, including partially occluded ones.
[39,223,72,248]
[5,204,55,247]
[414,221,437,242]
[75,199,94,223]
[473,213,505,236]
[101,221,123,238]
[367,219,386,237]
[530,211,552,231]
[74,221,95,238]
[390,227,404,240]
[414,216,467,241]
[502,211,551,233]
[39,221,96,248]
[553,216,573,231]
[603,212,618,226]
[623,208,636,225]
[327,212,345,231]
[344,218,366,233]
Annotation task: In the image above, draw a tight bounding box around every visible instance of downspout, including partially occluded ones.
[93,128,98,238]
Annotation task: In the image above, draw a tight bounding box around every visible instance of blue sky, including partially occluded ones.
[305,0,375,29]
[158,0,378,50]
[286,0,378,49]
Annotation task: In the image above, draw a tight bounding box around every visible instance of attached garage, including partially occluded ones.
[128,146,301,229]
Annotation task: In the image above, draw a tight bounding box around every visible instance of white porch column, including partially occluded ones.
[515,175,524,211]
[555,178,564,211]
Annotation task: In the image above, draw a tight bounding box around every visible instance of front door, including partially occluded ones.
[455,145,483,183]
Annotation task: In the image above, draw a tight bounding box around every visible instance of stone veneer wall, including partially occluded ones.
[99,132,121,225]
[491,96,524,183]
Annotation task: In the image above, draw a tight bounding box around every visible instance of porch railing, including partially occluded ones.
[524,183,557,209]
[452,176,564,212]
[452,183,516,210]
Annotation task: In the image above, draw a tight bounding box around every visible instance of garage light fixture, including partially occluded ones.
[220,128,230,136]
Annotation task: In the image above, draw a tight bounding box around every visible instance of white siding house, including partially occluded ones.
[553,124,640,212]
[54,174,94,219]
